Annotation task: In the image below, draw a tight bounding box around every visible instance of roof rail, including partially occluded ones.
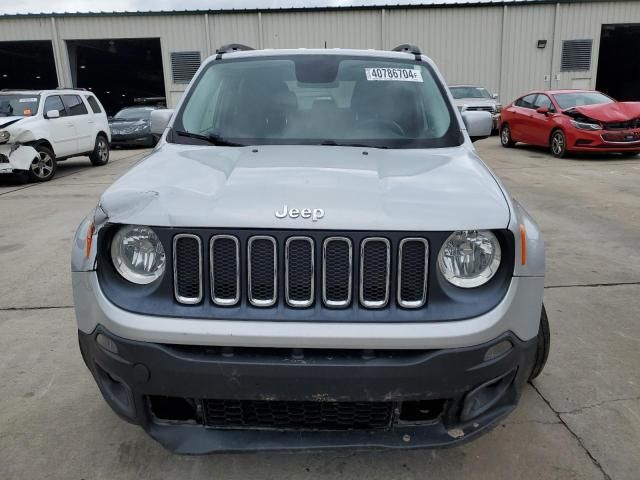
[215,43,254,55]
[55,87,88,91]
[392,44,422,57]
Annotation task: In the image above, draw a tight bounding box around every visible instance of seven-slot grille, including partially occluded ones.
[173,234,429,309]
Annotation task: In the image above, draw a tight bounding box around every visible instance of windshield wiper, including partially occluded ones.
[174,130,244,147]
[319,140,389,149]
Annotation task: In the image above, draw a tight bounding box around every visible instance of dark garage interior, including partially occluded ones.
[596,24,640,101]
[67,38,165,115]
[0,41,58,90]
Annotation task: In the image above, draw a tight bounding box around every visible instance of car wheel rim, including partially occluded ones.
[98,139,108,161]
[552,133,564,155]
[501,127,510,144]
[32,152,53,178]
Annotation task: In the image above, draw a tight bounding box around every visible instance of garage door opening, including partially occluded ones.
[67,38,165,115]
[0,41,58,90]
[596,24,640,101]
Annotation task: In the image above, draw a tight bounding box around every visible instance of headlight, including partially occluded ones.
[0,130,10,143]
[110,225,166,284]
[438,230,501,288]
[495,103,503,113]
[133,123,149,132]
[570,120,602,131]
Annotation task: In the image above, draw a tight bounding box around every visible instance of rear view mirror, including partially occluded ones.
[492,93,499,99]
[46,109,60,119]
[462,110,492,142]
[150,109,174,135]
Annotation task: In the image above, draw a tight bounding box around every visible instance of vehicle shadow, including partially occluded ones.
[510,143,639,162]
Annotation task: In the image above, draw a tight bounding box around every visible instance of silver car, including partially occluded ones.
[71,44,548,454]
[450,84,502,132]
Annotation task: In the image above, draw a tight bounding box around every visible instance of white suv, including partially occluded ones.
[0,89,111,182]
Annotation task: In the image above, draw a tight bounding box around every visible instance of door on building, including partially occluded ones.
[596,24,640,101]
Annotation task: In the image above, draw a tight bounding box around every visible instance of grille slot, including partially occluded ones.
[398,238,429,308]
[248,236,277,307]
[322,237,353,308]
[173,234,203,304]
[202,399,392,431]
[359,238,391,308]
[210,235,240,306]
[285,237,314,308]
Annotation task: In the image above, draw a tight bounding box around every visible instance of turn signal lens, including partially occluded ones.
[85,222,95,259]
[519,224,527,266]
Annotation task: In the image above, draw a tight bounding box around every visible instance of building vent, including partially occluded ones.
[560,39,593,72]
[170,51,201,83]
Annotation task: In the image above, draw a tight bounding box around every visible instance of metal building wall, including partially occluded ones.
[2,2,640,107]
[261,10,382,49]
[386,7,503,98]
[553,0,640,91]
[501,4,556,102]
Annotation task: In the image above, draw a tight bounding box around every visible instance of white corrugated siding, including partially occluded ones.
[261,10,381,49]
[3,2,640,106]
[501,4,556,102]
[386,7,503,98]
[553,1,640,90]
[209,13,261,51]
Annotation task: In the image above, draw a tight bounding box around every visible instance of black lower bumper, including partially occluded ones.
[79,327,537,454]
[110,134,155,147]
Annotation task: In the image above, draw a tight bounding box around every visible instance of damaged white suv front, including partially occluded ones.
[0,90,110,182]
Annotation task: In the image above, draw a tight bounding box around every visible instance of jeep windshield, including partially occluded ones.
[0,94,40,117]
[172,55,460,149]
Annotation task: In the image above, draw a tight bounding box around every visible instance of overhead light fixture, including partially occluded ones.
[108,40,117,54]
[35,75,41,79]
[2,74,7,78]
[537,40,548,49]
[106,91,111,94]
[80,65,86,69]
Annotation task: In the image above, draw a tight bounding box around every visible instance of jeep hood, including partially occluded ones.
[98,144,510,231]
[565,102,640,122]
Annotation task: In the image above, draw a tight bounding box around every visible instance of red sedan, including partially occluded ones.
[498,89,640,158]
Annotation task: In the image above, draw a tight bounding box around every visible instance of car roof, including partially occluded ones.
[519,89,599,97]
[0,89,99,96]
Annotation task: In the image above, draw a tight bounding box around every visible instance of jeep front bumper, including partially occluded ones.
[79,326,537,454]
[0,144,38,174]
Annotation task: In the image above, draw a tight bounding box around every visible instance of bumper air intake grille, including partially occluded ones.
[202,399,393,431]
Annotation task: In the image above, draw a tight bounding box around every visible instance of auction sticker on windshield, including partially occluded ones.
[365,67,423,82]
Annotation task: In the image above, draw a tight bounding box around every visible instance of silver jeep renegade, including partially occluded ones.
[71,44,548,454]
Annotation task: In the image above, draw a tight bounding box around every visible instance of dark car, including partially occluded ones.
[109,106,163,148]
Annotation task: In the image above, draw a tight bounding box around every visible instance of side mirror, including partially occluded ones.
[107,115,113,121]
[46,109,60,119]
[492,93,499,99]
[150,109,174,135]
[462,110,492,142]
[536,106,549,115]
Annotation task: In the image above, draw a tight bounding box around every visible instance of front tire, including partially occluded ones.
[550,130,567,158]
[28,145,57,182]
[529,305,550,381]
[90,134,110,166]
[500,124,515,147]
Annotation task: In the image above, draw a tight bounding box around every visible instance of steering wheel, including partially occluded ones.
[358,118,406,136]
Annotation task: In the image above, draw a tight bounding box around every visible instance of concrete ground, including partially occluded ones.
[0,141,638,479]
